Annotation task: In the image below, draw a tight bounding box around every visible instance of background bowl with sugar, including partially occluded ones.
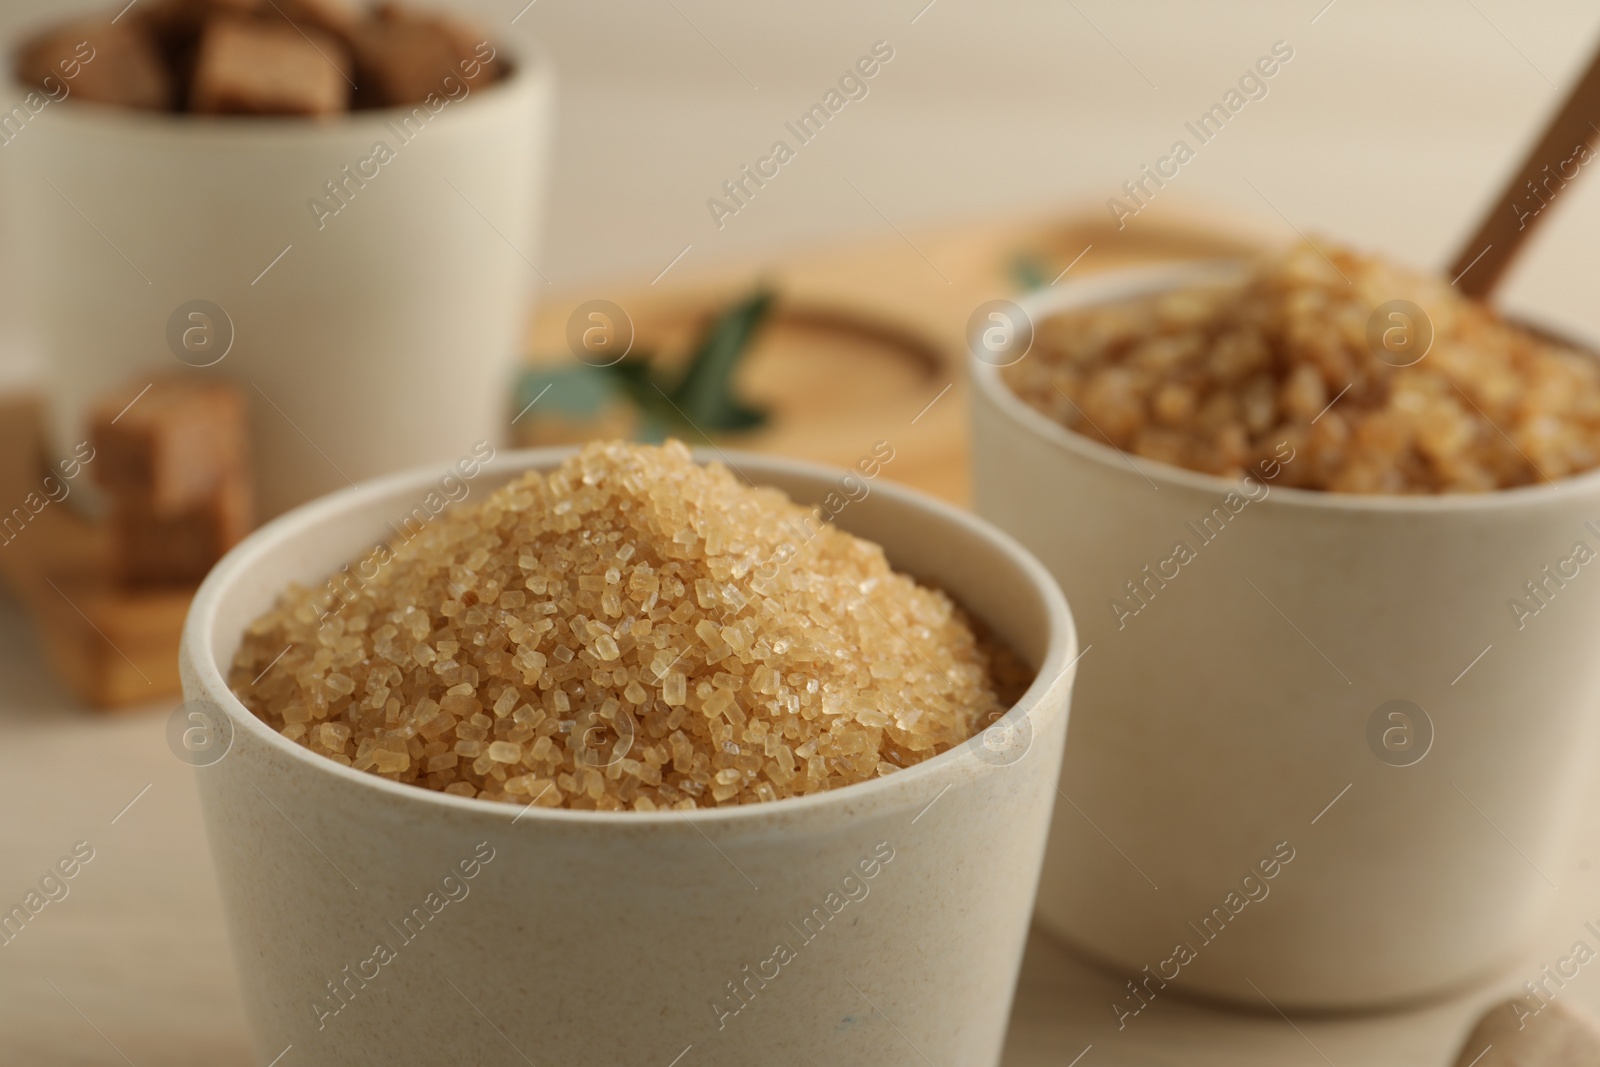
[970,261,1600,1009]
[2,34,552,519]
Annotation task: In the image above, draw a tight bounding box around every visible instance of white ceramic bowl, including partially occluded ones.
[180,448,1078,1067]
[2,37,552,517]
[971,262,1600,1010]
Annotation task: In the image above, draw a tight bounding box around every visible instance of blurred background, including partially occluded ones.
[5,1,1600,1063]
[3,0,1600,370]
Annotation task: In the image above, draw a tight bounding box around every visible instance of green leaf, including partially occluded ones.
[512,287,776,441]
[603,357,679,441]
[1011,253,1051,291]
[666,288,774,432]
[512,364,621,419]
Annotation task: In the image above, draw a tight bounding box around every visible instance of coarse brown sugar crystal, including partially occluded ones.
[230,440,1027,810]
[1003,242,1600,493]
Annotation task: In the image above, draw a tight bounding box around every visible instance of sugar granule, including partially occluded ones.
[229,440,1027,811]
[1004,242,1600,493]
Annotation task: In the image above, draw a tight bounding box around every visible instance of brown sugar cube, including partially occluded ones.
[375,2,502,73]
[140,0,265,33]
[128,0,232,108]
[113,478,251,586]
[350,7,500,108]
[144,0,357,46]
[190,19,351,116]
[15,18,173,111]
[90,378,248,514]
[275,0,362,44]
[138,0,263,58]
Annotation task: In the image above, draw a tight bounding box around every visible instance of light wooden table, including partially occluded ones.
[4,604,1599,1066]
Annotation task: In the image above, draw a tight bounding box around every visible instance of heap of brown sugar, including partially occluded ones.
[1005,242,1600,493]
[16,0,503,116]
[230,441,1024,811]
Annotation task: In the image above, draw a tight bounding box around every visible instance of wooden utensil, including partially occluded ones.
[1449,36,1600,299]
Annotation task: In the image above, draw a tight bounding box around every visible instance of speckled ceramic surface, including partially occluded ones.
[180,448,1078,1066]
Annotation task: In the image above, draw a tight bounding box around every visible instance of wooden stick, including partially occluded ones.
[1449,37,1600,300]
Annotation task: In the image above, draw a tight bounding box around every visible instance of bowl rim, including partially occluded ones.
[181,446,1079,827]
[2,26,549,135]
[969,259,1600,513]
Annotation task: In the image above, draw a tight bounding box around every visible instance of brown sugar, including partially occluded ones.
[113,478,252,586]
[349,5,499,108]
[86,376,253,586]
[17,18,173,111]
[90,377,248,513]
[274,0,362,43]
[190,19,350,116]
[14,0,502,117]
[1003,242,1600,493]
[229,441,1022,811]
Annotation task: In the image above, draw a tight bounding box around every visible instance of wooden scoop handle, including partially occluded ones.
[1449,39,1600,300]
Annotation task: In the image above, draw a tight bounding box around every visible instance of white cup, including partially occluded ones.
[179,448,1078,1066]
[970,262,1600,1009]
[2,39,553,517]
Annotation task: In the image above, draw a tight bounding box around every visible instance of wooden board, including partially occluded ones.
[514,205,1275,505]
[0,206,1267,709]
